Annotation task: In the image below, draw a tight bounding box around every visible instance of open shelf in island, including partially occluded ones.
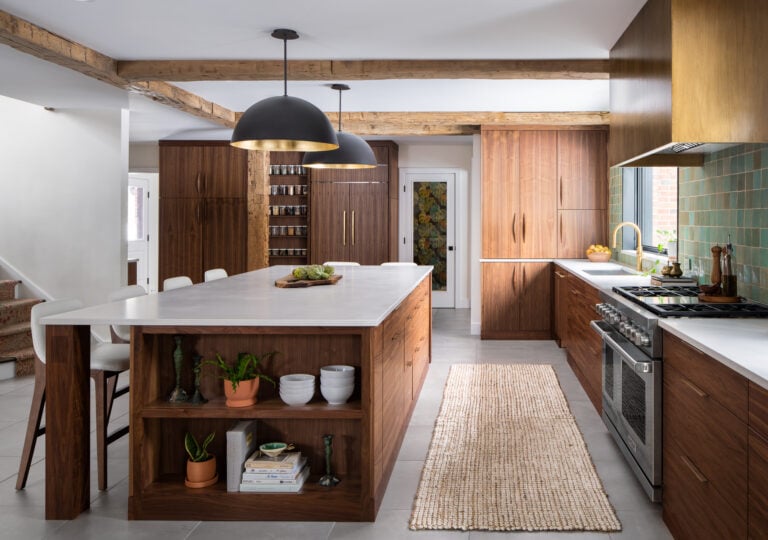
[129,474,365,521]
[140,397,363,420]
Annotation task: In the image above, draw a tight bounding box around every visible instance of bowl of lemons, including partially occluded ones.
[586,244,612,262]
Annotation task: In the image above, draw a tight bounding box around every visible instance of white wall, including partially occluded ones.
[0,95,126,311]
[129,141,159,172]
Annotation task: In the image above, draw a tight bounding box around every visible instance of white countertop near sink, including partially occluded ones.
[553,259,651,289]
[659,318,768,390]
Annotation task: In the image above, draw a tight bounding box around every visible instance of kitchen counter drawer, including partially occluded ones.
[664,332,748,422]
[662,437,747,540]
[663,362,748,519]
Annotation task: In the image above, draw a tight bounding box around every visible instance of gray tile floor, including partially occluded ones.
[0,309,673,539]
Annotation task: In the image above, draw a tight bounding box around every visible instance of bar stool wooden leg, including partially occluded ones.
[91,369,108,491]
[16,357,46,490]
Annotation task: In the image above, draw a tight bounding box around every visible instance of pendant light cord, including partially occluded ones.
[283,37,288,96]
[337,88,343,132]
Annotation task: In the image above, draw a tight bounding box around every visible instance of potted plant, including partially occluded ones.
[205,352,276,407]
[184,431,217,488]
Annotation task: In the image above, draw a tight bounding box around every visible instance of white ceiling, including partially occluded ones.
[0,0,647,143]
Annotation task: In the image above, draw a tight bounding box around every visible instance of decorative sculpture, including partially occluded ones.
[319,434,340,487]
[168,335,189,402]
[190,354,207,404]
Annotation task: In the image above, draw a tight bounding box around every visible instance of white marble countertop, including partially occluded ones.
[42,265,433,328]
[659,318,768,390]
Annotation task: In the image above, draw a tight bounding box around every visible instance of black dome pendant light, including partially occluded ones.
[302,84,377,169]
[230,29,339,152]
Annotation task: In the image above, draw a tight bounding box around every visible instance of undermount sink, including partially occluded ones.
[583,268,636,277]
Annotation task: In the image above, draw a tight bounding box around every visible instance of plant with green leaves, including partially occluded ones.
[203,351,277,391]
[184,432,215,462]
[655,229,677,253]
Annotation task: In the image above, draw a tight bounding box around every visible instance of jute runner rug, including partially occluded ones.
[409,364,621,532]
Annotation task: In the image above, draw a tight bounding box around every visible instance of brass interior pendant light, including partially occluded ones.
[302,84,377,169]
[231,29,339,152]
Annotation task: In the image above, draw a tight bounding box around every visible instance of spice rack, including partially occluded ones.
[268,152,309,265]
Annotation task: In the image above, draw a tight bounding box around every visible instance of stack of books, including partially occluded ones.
[239,450,309,493]
[226,420,258,492]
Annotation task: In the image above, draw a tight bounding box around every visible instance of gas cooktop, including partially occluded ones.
[612,285,768,318]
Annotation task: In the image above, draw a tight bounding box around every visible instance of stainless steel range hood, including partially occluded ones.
[615,142,738,167]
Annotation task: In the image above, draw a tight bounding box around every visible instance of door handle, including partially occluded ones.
[343,210,347,246]
[351,210,355,246]
[448,246,454,251]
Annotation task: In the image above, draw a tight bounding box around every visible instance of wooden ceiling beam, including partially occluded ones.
[116,59,610,82]
[311,112,610,136]
[0,9,237,128]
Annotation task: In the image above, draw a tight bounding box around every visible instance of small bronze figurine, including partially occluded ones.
[168,335,189,402]
[319,434,340,487]
[190,354,207,404]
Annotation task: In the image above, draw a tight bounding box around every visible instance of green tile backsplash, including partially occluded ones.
[609,144,768,304]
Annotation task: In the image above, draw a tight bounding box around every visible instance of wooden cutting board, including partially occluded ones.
[698,293,741,303]
[274,274,342,288]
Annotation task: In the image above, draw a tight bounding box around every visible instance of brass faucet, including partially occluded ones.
[612,221,643,271]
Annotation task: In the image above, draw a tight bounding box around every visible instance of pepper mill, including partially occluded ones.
[710,245,722,286]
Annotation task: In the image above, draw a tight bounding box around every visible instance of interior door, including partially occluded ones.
[401,171,456,308]
[127,176,150,290]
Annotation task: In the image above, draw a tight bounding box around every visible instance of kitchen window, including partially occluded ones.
[622,167,678,254]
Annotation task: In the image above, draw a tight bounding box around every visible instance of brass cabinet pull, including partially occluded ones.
[195,202,201,224]
[196,172,202,194]
[512,214,517,243]
[343,210,347,246]
[351,210,356,246]
[560,214,563,243]
[680,454,708,483]
[559,176,563,206]
[682,378,708,399]
[554,271,567,279]
[522,266,526,288]
[522,214,526,243]
[512,266,516,293]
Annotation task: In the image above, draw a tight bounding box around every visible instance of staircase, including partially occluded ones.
[0,280,42,377]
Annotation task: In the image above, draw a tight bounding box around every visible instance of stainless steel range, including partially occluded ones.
[590,285,768,503]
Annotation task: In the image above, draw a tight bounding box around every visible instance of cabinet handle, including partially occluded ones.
[351,210,356,246]
[560,214,563,244]
[559,176,563,206]
[196,172,202,194]
[680,454,708,483]
[195,202,201,224]
[522,214,526,243]
[512,266,516,293]
[682,378,708,399]
[512,214,517,243]
[522,266,526,288]
[554,271,567,279]
[343,210,347,246]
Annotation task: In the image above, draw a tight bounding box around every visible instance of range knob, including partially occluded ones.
[638,334,651,347]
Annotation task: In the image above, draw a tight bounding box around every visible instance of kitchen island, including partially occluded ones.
[41,265,432,521]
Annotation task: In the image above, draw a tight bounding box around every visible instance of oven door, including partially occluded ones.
[590,320,662,495]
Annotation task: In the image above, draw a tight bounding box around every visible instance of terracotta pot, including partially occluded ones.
[186,456,217,487]
[224,378,260,407]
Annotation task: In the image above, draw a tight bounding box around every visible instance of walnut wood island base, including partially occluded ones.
[41,266,432,521]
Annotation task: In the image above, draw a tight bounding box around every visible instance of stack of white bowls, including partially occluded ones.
[320,365,355,405]
[279,374,315,406]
